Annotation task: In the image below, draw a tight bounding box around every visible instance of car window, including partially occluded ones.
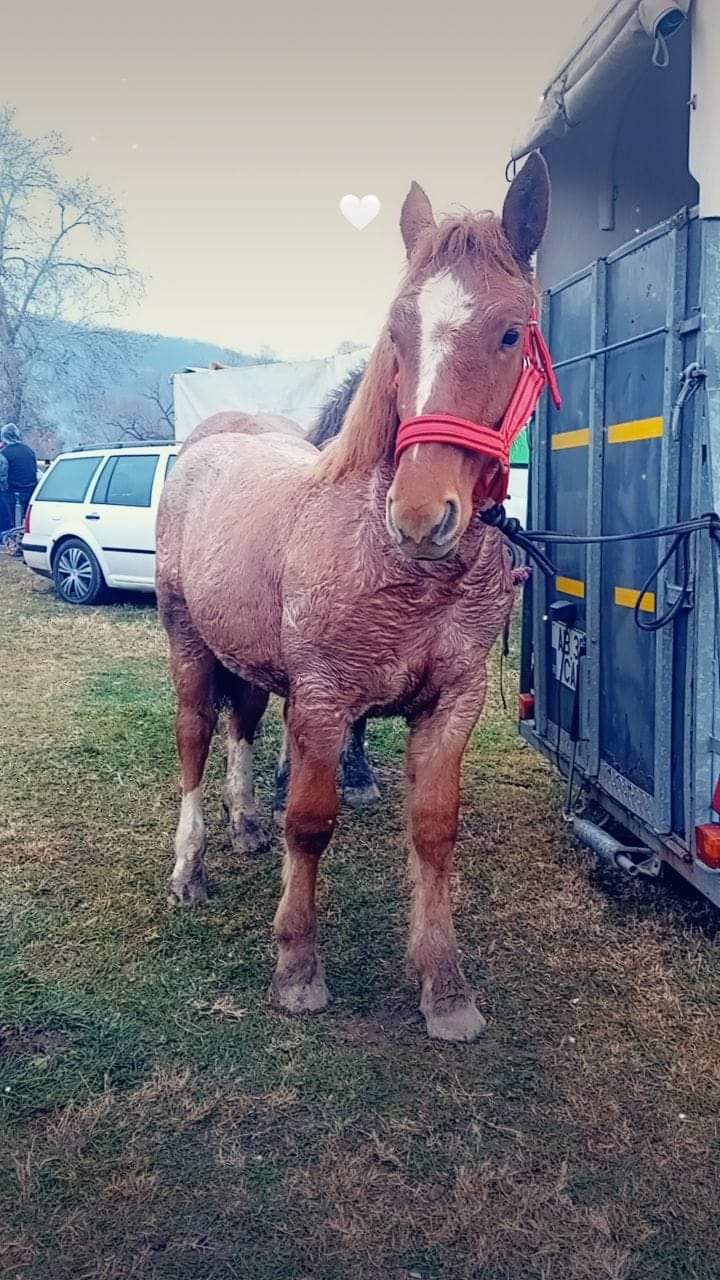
[165,453,178,481]
[93,454,159,508]
[34,456,103,503]
[91,456,117,505]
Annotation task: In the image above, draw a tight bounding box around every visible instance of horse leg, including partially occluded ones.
[167,645,218,907]
[275,711,380,823]
[271,706,345,1014]
[342,715,381,809]
[222,675,270,856]
[272,702,290,827]
[405,703,485,1042]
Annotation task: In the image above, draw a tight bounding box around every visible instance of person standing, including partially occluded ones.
[0,442,13,537]
[1,424,37,524]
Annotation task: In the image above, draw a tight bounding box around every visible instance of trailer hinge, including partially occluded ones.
[666,580,694,609]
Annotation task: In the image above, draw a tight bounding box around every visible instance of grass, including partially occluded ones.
[1,556,720,1279]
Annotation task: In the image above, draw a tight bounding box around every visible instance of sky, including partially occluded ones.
[3,0,586,359]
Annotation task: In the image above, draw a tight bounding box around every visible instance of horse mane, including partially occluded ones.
[312,331,398,481]
[307,361,366,448]
[408,210,524,285]
[312,211,526,483]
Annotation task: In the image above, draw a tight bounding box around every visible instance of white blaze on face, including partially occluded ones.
[415,271,475,416]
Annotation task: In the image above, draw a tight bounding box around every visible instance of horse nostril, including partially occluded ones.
[385,498,403,545]
[432,499,460,546]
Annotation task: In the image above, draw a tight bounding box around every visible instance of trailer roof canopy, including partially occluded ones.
[511,0,691,160]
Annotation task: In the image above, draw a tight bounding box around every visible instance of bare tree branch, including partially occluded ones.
[0,104,144,428]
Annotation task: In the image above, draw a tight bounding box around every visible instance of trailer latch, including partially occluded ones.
[666,581,693,609]
[671,362,707,440]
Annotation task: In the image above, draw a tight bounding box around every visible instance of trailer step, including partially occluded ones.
[572,817,662,879]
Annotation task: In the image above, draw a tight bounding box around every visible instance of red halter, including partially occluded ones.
[394,312,562,504]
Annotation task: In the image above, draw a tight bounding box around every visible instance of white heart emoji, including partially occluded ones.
[339,194,381,231]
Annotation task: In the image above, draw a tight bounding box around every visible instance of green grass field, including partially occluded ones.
[2,556,720,1280]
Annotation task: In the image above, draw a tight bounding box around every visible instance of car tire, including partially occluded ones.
[52,539,105,605]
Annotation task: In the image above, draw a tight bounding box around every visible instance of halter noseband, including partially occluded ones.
[394,312,562,504]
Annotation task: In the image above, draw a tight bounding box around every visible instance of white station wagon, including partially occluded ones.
[21,442,179,604]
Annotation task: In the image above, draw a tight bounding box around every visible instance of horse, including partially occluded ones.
[156,152,551,1041]
[271,365,379,822]
[273,357,530,820]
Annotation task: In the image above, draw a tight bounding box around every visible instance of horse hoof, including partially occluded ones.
[167,868,208,908]
[424,1000,486,1043]
[271,963,329,1015]
[343,781,381,810]
[229,814,270,857]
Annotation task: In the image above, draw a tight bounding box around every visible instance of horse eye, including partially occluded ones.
[501,328,520,348]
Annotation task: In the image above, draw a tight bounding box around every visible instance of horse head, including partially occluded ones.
[386,153,550,561]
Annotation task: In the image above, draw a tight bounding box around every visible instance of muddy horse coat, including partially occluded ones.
[156,153,551,1041]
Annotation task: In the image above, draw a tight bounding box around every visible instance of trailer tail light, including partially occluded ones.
[518,693,534,721]
[23,504,32,535]
[712,777,720,816]
[696,825,720,870]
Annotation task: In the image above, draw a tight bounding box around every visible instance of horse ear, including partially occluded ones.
[400,181,436,258]
[501,152,550,266]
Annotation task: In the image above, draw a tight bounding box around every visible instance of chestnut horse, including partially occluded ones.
[271,368,380,820]
[274,360,529,818]
[156,153,550,1041]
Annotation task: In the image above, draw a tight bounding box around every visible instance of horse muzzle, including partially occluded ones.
[386,494,462,561]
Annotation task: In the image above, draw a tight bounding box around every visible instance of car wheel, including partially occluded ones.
[52,539,105,605]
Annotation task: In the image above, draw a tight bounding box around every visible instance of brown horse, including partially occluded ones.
[156,153,550,1041]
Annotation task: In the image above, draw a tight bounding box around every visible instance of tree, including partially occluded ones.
[102,372,175,444]
[23,422,62,460]
[0,105,142,432]
[335,339,366,356]
[140,372,175,436]
[256,343,278,363]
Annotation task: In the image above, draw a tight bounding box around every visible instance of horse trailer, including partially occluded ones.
[514,0,720,904]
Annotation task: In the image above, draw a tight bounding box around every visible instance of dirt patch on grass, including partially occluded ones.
[329,1014,398,1048]
[0,1028,68,1060]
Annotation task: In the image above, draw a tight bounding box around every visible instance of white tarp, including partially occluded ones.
[172,350,528,522]
[173,350,369,441]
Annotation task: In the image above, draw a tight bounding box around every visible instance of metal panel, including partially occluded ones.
[585,259,607,779]
[671,213,702,839]
[530,291,552,742]
[691,218,720,848]
[526,209,709,845]
[599,330,664,803]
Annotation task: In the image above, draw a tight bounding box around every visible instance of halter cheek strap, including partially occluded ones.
[394,312,561,503]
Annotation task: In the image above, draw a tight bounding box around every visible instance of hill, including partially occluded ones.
[16,319,271,452]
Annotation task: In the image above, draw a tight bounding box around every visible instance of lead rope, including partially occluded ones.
[480,506,720,633]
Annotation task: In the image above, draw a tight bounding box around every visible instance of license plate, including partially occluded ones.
[551,622,583,691]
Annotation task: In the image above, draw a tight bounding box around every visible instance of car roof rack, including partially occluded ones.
[70,438,176,452]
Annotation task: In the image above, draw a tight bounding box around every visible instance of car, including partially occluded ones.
[21,441,179,604]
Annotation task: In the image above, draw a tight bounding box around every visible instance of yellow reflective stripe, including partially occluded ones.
[549,419,663,448]
[614,586,656,612]
[607,416,663,444]
[556,576,586,598]
[551,428,590,450]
